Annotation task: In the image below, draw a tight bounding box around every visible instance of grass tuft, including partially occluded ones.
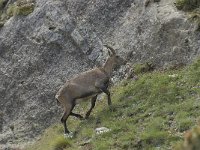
[0,0,35,28]
[175,0,200,11]
[175,0,200,31]
[133,62,154,74]
[0,0,5,9]
[51,136,71,150]
[6,1,34,17]
[16,3,35,16]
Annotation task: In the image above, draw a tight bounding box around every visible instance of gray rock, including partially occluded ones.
[95,127,111,134]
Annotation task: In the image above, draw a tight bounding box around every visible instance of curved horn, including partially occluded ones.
[103,44,116,55]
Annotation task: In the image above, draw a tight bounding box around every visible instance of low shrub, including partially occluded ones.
[175,0,200,11]
[51,136,71,150]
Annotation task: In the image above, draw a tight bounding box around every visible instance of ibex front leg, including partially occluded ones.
[101,88,112,106]
[95,79,111,107]
[85,95,98,119]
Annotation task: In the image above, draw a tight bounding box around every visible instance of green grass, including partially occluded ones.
[51,136,71,150]
[26,124,73,150]
[6,2,34,17]
[6,4,16,17]
[26,58,200,150]
[133,62,154,74]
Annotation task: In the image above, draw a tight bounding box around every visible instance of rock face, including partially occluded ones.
[0,0,200,147]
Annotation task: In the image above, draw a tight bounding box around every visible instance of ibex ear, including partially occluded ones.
[107,49,112,56]
[103,44,116,56]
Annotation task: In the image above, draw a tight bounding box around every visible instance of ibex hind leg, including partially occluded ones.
[70,112,84,120]
[61,104,75,135]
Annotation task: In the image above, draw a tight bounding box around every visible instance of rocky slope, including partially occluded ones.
[0,0,199,148]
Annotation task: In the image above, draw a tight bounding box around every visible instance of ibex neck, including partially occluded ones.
[103,58,115,77]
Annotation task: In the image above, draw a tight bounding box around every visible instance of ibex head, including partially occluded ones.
[103,45,126,70]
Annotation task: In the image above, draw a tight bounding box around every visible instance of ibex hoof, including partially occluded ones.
[64,132,74,138]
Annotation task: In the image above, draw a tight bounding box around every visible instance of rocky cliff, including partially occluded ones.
[0,0,199,147]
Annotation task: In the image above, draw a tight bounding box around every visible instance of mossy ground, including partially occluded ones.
[26,58,200,150]
[0,0,35,28]
[175,0,200,31]
[175,0,200,11]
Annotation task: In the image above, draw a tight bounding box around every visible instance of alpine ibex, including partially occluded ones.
[55,45,125,136]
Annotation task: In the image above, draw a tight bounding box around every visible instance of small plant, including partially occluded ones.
[0,112,3,117]
[0,0,7,9]
[6,0,35,17]
[175,125,200,150]
[0,0,4,9]
[0,0,35,27]
[175,0,200,31]
[178,118,193,132]
[6,4,16,17]
[189,8,200,31]
[16,2,35,16]
[9,124,14,132]
[175,111,193,132]
[51,136,71,150]
[175,0,200,11]
[134,62,154,74]
[144,0,161,7]
[0,21,4,28]
[141,117,168,145]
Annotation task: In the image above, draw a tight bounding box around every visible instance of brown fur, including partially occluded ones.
[55,45,125,134]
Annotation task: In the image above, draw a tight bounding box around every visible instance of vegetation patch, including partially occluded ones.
[26,124,72,150]
[175,0,200,31]
[0,0,5,9]
[175,111,194,132]
[0,0,35,28]
[26,58,200,150]
[140,117,169,147]
[133,62,154,74]
[51,136,71,150]
[7,0,35,16]
[175,0,200,11]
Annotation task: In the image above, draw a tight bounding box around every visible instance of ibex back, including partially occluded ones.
[55,45,125,136]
